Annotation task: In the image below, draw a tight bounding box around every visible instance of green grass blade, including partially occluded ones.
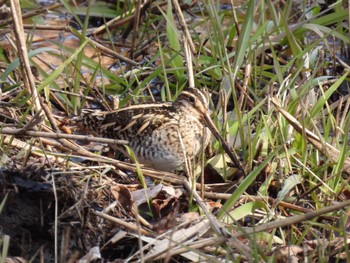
[217,148,281,219]
[37,40,89,93]
[232,0,254,73]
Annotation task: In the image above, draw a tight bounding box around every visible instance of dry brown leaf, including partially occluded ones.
[272,245,303,263]
[110,184,133,213]
[206,200,222,209]
[179,212,200,223]
[131,184,181,207]
[152,211,177,233]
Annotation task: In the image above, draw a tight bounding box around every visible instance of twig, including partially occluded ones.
[238,62,251,110]
[86,37,138,66]
[23,24,72,31]
[10,0,43,117]
[183,37,194,88]
[91,210,152,236]
[172,0,196,54]
[0,127,128,145]
[241,199,350,236]
[183,180,252,260]
[18,109,43,132]
[2,136,82,167]
[155,236,240,261]
[130,0,142,59]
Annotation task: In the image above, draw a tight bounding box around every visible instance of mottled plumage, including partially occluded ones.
[78,88,211,171]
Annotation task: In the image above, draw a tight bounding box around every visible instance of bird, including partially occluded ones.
[76,87,211,171]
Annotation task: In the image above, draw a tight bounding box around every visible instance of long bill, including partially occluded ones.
[203,113,246,176]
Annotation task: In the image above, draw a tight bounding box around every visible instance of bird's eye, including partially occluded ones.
[188,96,195,104]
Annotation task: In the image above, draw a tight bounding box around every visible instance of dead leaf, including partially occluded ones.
[131,184,180,207]
[206,200,222,209]
[152,212,177,233]
[110,184,133,213]
[78,246,101,263]
[272,245,303,263]
[179,212,200,223]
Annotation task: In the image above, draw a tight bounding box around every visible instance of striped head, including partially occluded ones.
[175,88,210,119]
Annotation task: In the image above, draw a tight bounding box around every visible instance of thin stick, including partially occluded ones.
[183,37,195,88]
[0,127,128,145]
[91,210,152,236]
[172,0,196,54]
[130,0,142,59]
[86,38,138,66]
[10,0,43,117]
[241,199,350,236]
[183,180,252,260]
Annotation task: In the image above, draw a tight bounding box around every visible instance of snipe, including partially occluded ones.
[77,88,211,171]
